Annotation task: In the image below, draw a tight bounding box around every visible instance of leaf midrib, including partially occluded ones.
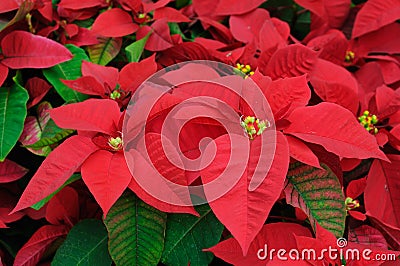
[75,235,108,265]
[0,89,9,159]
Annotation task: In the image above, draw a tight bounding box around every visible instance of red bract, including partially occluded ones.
[365,155,400,230]
[14,186,81,265]
[206,222,312,265]
[0,31,73,69]
[91,8,139,37]
[352,0,400,38]
[12,99,129,216]
[201,133,289,255]
[61,55,157,106]
[0,31,73,86]
[0,160,28,183]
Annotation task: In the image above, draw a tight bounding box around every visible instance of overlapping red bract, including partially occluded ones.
[1,0,400,265]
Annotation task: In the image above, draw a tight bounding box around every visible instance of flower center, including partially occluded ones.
[345,197,360,211]
[108,136,123,151]
[110,90,121,100]
[240,116,269,140]
[135,13,150,24]
[345,50,355,63]
[235,63,255,77]
[358,110,378,134]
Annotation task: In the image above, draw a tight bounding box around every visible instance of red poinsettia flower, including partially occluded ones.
[122,61,387,255]
[61,54,157,107]
[12,99,130,217]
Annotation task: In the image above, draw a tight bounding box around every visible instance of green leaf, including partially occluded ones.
[31,174,81,210]
[161,204,224,266]
[103,190,167,266]
[43,44,89,103]
[52,219,112,266]
[176,0,191,8]
[285,162,346,237]
[168,23,190,41]
[88,37,122,66]
[0,81,29,161]
[25,119,74,149]
[125,33,150,63]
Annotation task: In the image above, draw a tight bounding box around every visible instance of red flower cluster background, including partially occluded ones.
[0,0,400,265]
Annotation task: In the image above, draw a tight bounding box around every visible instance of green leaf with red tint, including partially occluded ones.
[104,190,167,266]
[285,162,346,237]
[88,37,122,66]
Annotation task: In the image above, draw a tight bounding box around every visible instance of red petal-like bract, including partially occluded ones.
[1,31,73,69]
[349,225,388,249]
[118,54,157,92]
[50,99,120,135]
[229,8,270,43]
[201,132,289,255]
[264,44,318,79]
[284,103,387,160]
[0,0,19,13]
[153,7,190,23]
[81,150,132,217]
[365,155,400,229]
[286,135,320,168]
[352,0,400,38]
[81,60,119,90]
[295,0,350,28]
[45,187,79,226]
[137,19,174,52]
[206,222,312,265]
[214,0,265,15]
[91,8,139,38]
[58,0,107,9]
[307,30,348,65]
[0,159,28,183]
[14,225,69,266]
[346,177,366,199]
[26,77,52,108]
[262,75,311,119]
[310,59,359,115]
[142,0,171,13]
[61,76,105,96]
[0,64,8,87]
[126,132,197,215]
[12,136,99,213]
[157,42,215,67]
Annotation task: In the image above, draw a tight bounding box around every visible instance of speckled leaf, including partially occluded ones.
[25,119,74,149]
[19,101,52,156]
[284,162,346,238]
[88,37,122,66]
[103,190,167,266]
[52,219,112,266]
[161,204,224,266]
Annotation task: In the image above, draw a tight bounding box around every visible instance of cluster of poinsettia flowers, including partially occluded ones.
[0,0,400,265]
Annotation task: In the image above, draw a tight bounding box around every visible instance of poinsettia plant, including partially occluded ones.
[0,0,399,265]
